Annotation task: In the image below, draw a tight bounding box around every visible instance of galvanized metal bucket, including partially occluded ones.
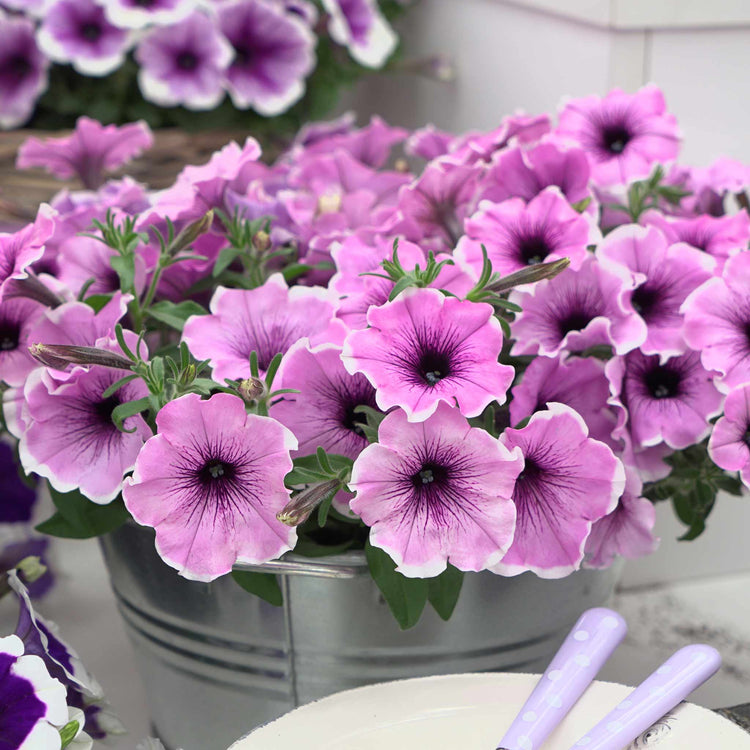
[100,523,621,750]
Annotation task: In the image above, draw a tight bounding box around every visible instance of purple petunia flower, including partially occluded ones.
[606,349,723,451]
[18,361,152,504]
[321,0,397,68]
[509,354,617,449]
[0,297,45,387]
[342,287,515,422]
[682,252,750,392]
[17,118,153,191]
[509,255,646,358]
[0,634,68,749]
[596,224,715,359]
[584,468,658,569]
[272,341,377,460]
[0,14,49,129]
[38,0,131,77]
[0,535,53,598]
[0,441,38,523]
[476,142,593,208]
[494,402,624,578]
[456,186,597,280]
[123,392,297,581]
[135,10,233,110]
[555,84,681,187]
[182,273,345,383]
[217,0,316,116]
[0,204,55,304]
[103,0,195,30]
[708,384,750,489]
[349,403,523,577]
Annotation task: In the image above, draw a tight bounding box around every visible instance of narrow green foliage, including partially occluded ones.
[427,565,464,620]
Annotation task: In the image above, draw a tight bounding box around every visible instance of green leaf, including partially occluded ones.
[213,245,243,277]
[36,486,130,539]
[571,196,593,213]
[111,397,151,433]
[83,294,113,313]
[673,482,715,541]
[148,300,207,331]
[388,275,415,301]
[101,373,140,399]
[365,541,429,630]
[281,263,313,284]
[110,254,135,293]
[59,719,80,749]
[231,571,283,606]
[427,564,464,621]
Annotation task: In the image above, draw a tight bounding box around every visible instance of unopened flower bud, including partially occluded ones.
[179,363,197,386]
[29,343,134,370]
[168,210,214,256]
[252,230,271,254]
[394,158,410,173]
[237,377,265,403]
[488,257,571,294]
[5,276,64,308]
[277,479,340,526]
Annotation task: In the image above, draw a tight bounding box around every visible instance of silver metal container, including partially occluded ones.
[100,523,621,750]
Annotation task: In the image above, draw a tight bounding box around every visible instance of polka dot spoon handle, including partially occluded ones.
[497,607,627,750]
[567,643,721,750]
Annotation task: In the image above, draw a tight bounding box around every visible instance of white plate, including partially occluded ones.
[230,672,750,750]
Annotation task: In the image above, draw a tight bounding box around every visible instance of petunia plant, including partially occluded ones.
[1,85,749,630]
[0,0,414,141]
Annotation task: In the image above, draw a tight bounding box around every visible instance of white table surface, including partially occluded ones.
[11,537,750,749]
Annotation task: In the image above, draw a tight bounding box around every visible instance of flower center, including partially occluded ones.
[602,124,631,154]
[410,461,449,490]
[517,457,542,483]
[6,55,32,82]
[644,365,681,399]
[81,23,102,42]
[557,308,594,337]
[198,458,235,484]
[630,284,659,320]
[133,0,156,6]
[418,350,452,386]
[176,51,199,71]
[518,236,550,266]
[233,44,254,68]
[0,320,20,351]
[93,395,121,426]
[743,428,750,448]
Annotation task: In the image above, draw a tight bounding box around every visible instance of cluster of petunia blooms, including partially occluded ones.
[0,0,405,129]
[2,84,750,635]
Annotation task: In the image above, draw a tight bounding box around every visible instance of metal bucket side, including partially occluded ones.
[100,523,621,750]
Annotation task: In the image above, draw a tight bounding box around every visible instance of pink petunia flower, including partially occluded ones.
[596,224,715,359]
[18,363,152,503]
[509,255,646,358]
[682,252,750,392]
[135,10,233,110]
[217,0,316,116]
[349,403,523,577]
[38,0,131,77]
[182,273,345,383]
[342,287,514,422]
[0,297,46,387]
[606,349,723,451]
[555,84,681,187]
[17,118,153,190]
[456,187,597,280]
[493,402,625,578]
[0,204,56,304]
[584,468,658,568]
[708,384,750,489]
[321,0,397,68]
[509,354,617,449]
[122,392,297,581]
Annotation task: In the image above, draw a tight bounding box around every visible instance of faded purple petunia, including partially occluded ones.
[607,349,723,451]
[509,255,646,358]
[182,273,344,383]
[18,361,152,503]
[321,0,397,68]
[708,384,750,489]
[0,441,38,523]
[104,0,195,29]
[135,10,233,110]
[342,287,515,422]
[457,186,597,279]
[217,0,316,116]
[555,84,681,187]
[349,403,523,577]
[494,403,624,578]
[17,118,153,190]
[682,251,750,392]
[123,392,297,581]
[0,633,68,749]
[0,14,49,129]
[38,0,131,77]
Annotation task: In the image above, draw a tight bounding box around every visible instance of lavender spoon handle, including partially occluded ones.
[568,644,722,750]
[497,608,627,750]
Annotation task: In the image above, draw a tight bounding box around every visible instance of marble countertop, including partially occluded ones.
[14,537,750,749]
